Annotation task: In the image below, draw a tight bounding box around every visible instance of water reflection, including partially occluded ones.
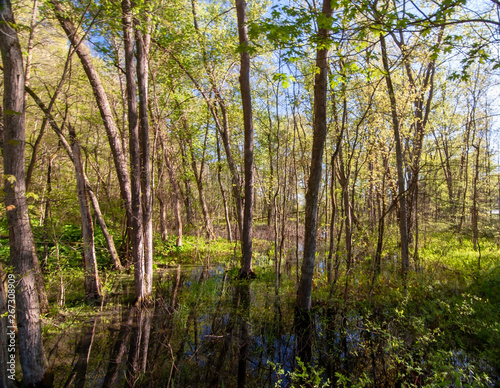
[43,264,497,387]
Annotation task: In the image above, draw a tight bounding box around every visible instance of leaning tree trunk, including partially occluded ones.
[235,0,256,278]
[296,0,332,311]
[86,186,122,271]
[0,0,47,383]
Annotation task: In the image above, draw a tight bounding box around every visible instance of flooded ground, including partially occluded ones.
[42,264,498,387]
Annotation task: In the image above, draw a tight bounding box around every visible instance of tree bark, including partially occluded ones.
[379,32,410,294]
[472,140,481,250]
[42,151,58,268]
[235,0,256,278]
[69,125,101,300]
[122,0,145,302]
[135,13,153,296]
[216,132,233,241]
[160,135,183,247]
[296,0,332,311]
[0,0,48,383]
[156,151,169,241]
[86,186,122,271]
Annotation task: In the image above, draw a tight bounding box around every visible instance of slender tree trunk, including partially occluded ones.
[184,119,215,240]
[326,153,337,284]
[374,190,385,276]
[380,32,410,295]
[216,132,233,241]
[160,136,183,247]
[296,0,332,311]
[338,148,353,305]
[158,196,169,241]
[156,149,169,241]
[150,85,183,247]
[0,1,48,383]
[267,131,275,227]
[135,14,153,297]
[26,120,45,193]
[24,0,40,192]
[235,0,256,278]
[42,151,58,268]
[69,125,101,300]
[217,98,244,239]
[179,142,195,227]
[374,152,389,277]
[122,0,145,302]
[472,140,481,250]
[218,99,244,240]
[86,184,122,271]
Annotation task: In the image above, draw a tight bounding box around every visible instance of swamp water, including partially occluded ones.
[43,264,498,387]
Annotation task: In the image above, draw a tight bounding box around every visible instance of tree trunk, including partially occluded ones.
[235,0,256,278]
[69,125,101,300]
[135,14,153,297]
[472,140,481,250]
[86,186,122,271]
[42,151,58,268]
[338,147,353,305]
[184,119,215,240]
[160,136,183,247]
[0,0,48,383]
[326,153,337,284]
[158,196,169,241]
[216,132,233,241]
[156,137,169,241]
[296,0,332,311]
[180,142,195,227]
[379,32,410,295]
[122,0,145,302]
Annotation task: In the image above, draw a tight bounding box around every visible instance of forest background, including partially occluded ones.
[1,0,500,386]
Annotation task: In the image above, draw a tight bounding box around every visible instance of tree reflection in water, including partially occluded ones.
[43,265,497,387]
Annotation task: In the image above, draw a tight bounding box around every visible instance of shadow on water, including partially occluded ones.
[43,264,499,387]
